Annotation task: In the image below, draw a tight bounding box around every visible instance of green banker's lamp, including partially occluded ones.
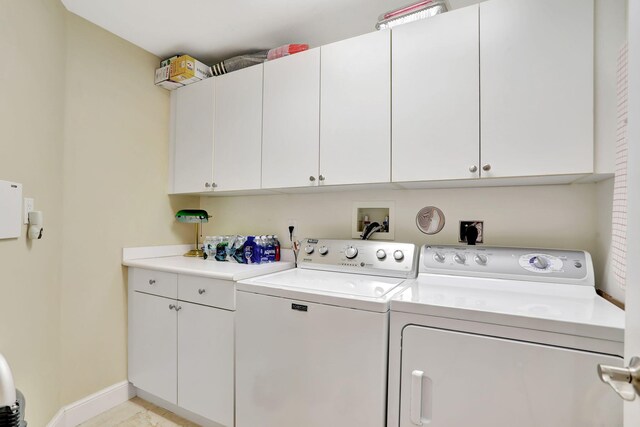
[175,209,211,257]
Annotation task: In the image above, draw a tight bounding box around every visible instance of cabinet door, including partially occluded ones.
[213,64,263,191]
[399,325,622,427]
[392,6,480,182]
[128,292,177,404]
[172,78,215,193]
[320,31,391,185]
[262,49,320,189]
[178,301,234,426]
[480,0,594,178]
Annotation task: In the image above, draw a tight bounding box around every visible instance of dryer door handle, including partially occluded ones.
[410,370,432,425]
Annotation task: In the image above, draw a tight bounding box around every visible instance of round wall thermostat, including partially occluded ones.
[416,206,445,235]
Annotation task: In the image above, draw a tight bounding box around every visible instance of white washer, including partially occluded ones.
[387,245,626,427]
[236,238,419,427]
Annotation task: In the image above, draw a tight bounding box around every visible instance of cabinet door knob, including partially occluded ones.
[318,175,325,181]
[198,288,206,295]
[169,304,176,310]
[205,182,211,188]
[482,164,492,171]
[148,279,156,285]
[175,305,182,311]
[211,182,217,188]
[309,176,316,182]
[469,165,478,173]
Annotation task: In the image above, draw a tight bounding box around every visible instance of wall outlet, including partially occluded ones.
[459,221,484,244]
[24,197,34,224]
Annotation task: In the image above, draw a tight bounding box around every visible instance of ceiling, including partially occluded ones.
[61,0,481,64]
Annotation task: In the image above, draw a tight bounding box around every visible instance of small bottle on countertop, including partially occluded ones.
[274,235,281,261]
[244,236,257,264]
[383,216,389,232]
[260,236,270,264]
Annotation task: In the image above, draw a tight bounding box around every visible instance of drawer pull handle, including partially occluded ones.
[198,288,206,295]
[169,304,176,310]
[149,279,156,285]
[175,305,182,311]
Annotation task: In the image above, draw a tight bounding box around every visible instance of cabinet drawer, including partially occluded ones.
[178,275,235,310]
[130,268,178,299]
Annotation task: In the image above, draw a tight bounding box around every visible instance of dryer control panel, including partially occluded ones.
[421,245,593,287]
[299,238,419,279]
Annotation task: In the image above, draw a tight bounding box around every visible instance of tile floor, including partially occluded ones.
[78,397,199,426]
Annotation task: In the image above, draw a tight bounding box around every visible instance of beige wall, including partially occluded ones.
[201,183,600,260]
[58,13,197,405]
[1,1,197,423]
[0,1,66,425]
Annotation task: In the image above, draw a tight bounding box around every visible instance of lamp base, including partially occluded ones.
[184,249,204,258]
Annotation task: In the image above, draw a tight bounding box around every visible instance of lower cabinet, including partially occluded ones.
[128,270,234,427]
[129,292,177,404]
[178,301,234,425]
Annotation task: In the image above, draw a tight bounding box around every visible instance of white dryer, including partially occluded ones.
[235,238,418,427]
[387,245,625,427]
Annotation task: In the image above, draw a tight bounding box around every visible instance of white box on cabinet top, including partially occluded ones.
[480,0,594,178]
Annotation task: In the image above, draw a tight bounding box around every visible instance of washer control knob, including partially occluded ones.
[345,246,358,259]
[304,245,315,255]
[532,256,548,269]
[376,249,387,260]
[318,246,329,256]
[393,250,404,261]
[454,253,466,264]
[434,252,445,263]
[474,254,488,265]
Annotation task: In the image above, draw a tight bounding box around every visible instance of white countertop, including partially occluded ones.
[122,244,295,281]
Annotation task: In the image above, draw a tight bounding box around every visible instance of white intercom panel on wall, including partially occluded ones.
[0,180,22,239]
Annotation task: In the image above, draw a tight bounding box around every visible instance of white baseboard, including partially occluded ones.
[46,381,136,427]
[46,409,65,427]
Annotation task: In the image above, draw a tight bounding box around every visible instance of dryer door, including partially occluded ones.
[400,325,622,427]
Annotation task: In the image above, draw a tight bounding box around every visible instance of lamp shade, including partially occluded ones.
[175,209,210,223]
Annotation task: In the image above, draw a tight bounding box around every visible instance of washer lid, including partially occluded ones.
[237,268,406,312]
[391,274,624,343]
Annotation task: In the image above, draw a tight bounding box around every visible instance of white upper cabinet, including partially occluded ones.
[262,49,321,189]
[213,64,263,191]
[480,0,594,178]
[392,6,480,183]
[171,78,215,194]
[320,31,391,185]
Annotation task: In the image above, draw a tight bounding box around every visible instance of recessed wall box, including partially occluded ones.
[351,201,395,240]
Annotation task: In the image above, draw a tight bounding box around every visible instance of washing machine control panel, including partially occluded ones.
[421,245,592,286]
[298,238,419,278]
